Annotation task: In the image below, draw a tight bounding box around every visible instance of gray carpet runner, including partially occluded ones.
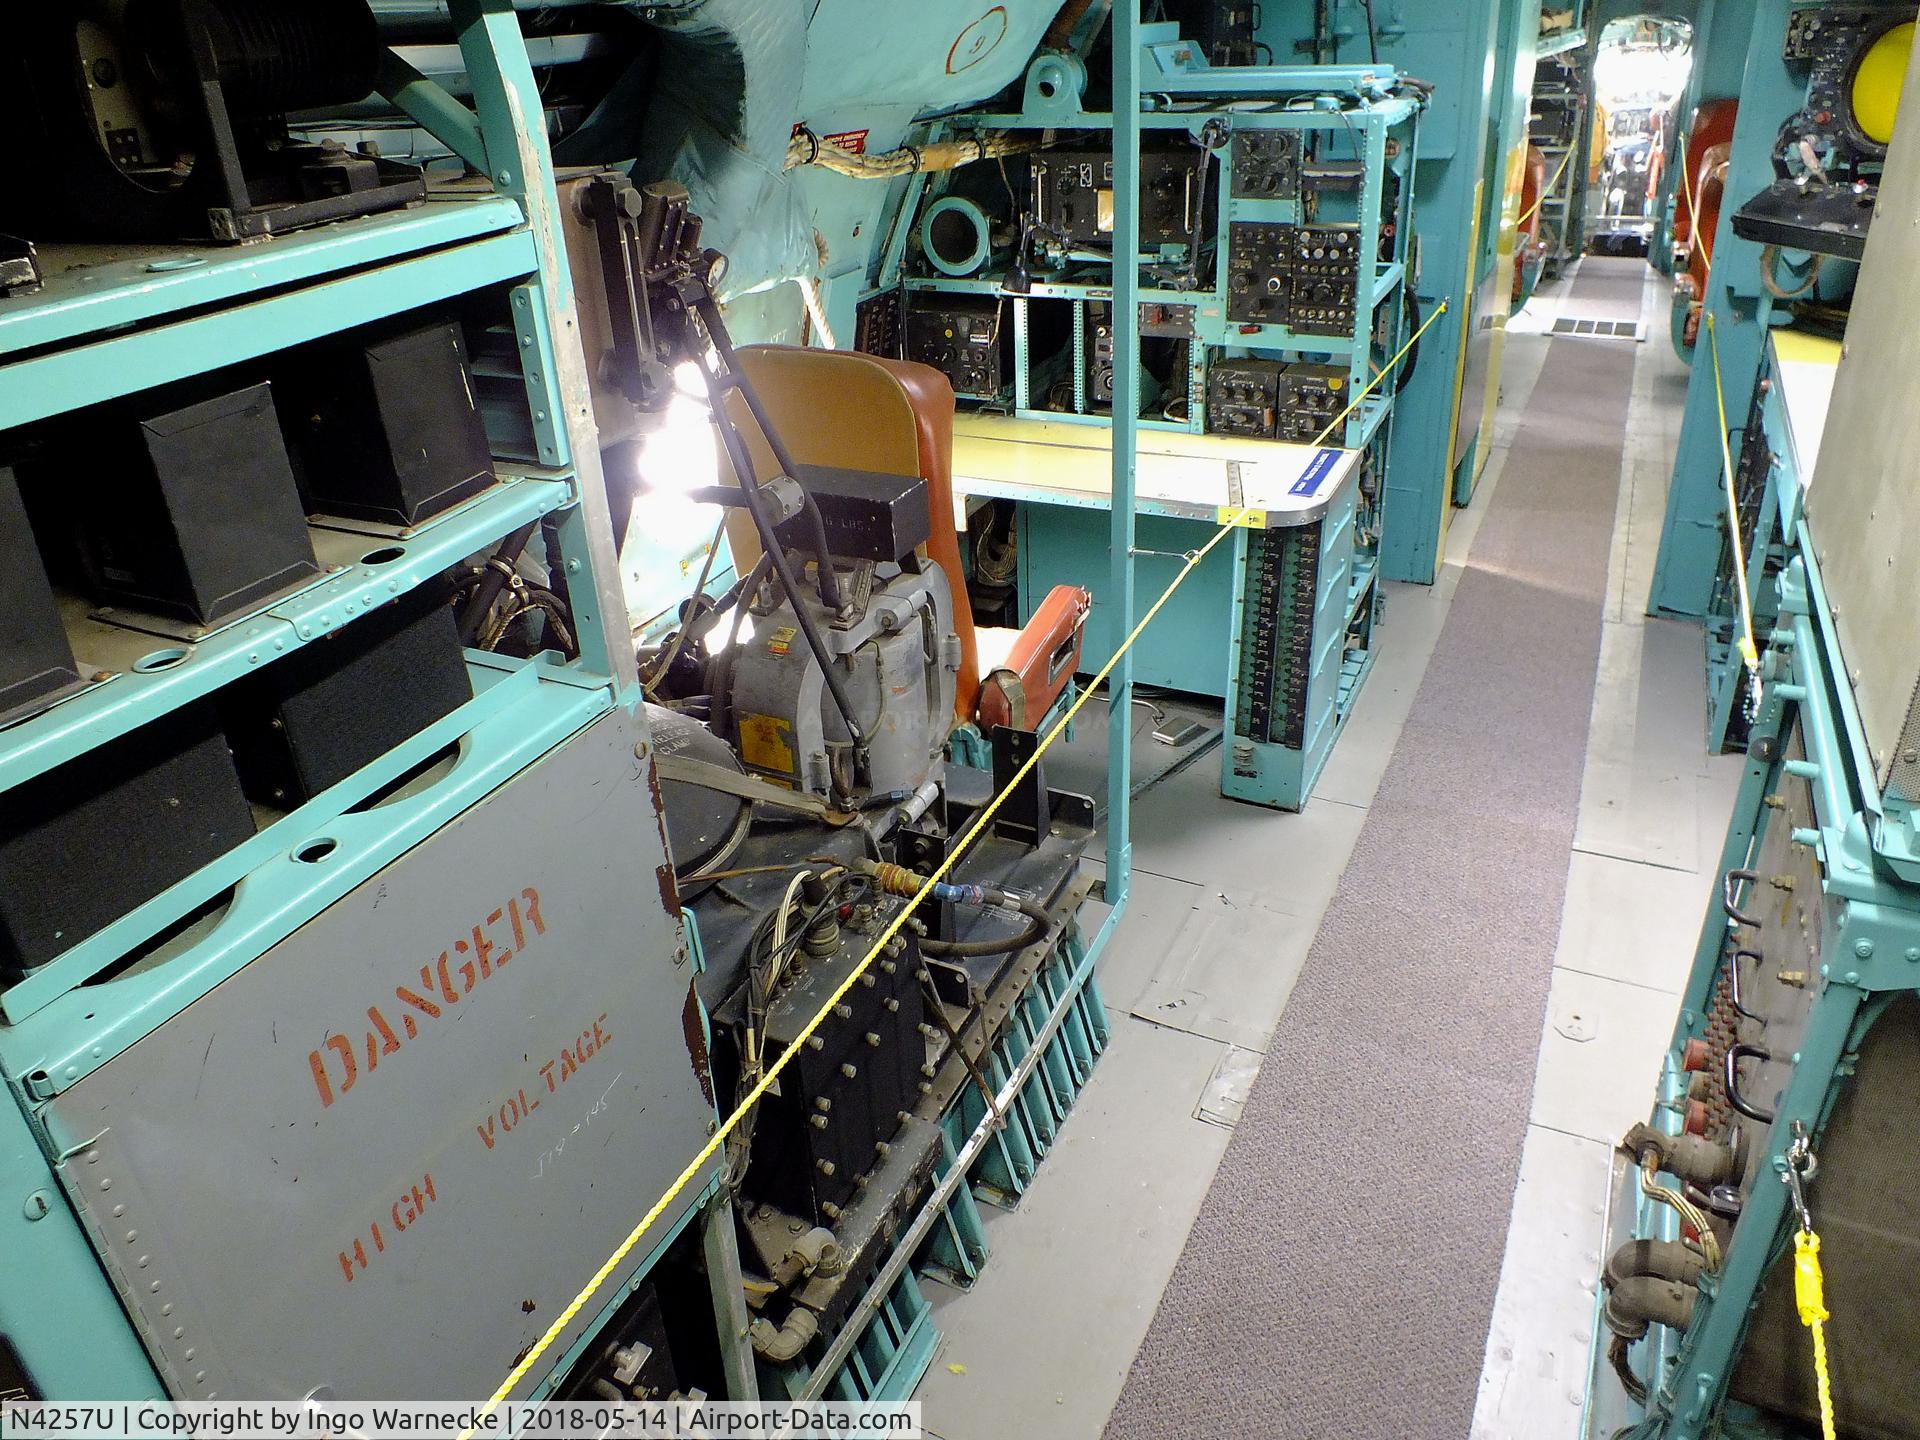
[1102,260,1645,1440]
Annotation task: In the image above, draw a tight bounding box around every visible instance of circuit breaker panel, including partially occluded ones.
[1218,453,1370,810]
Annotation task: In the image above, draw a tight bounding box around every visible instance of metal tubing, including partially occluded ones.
[693,354,869,753]
[1106,0,1140,902]
[696,298,844,612]
[700,1197,760,1401]
[1790,609,1858,829]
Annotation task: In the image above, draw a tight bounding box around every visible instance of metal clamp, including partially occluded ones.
[1724,1043,1776,1124]
[1783,1121,1818,1233]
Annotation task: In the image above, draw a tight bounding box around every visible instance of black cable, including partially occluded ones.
[1362,0,1380,63]
[690,341,869,755]
[458,521,537,644]
[1608,1335,1649,1407]
[694,295,843,612]
[918,888,1050,958]
[919,969,1001,1119]
[757,872,879,983]
[1397,286,1422,394]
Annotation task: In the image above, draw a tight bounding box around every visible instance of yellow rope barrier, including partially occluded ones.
[1704,310,1761,676]
[1795,1229,1838,1440]
[1516,146,1574,232]
[461,296,1453,1432]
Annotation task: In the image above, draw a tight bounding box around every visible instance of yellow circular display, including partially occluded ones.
[1852,21,1914,148]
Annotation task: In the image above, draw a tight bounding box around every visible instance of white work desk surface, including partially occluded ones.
[950,414,1360,530]
[1769,329,1842,492]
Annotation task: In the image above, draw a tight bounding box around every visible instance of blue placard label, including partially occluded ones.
[1288,447,1344,498]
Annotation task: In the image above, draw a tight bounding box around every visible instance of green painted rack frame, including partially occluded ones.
[0,0,730,1407]
[1585,481,1920,1438]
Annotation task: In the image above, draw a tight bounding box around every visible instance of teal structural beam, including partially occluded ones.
[452,0,640,695]
[1108,1,1140,903]
[1465,0,1545,511]
[0,1095,164,1398]
[1647,0,1741,275]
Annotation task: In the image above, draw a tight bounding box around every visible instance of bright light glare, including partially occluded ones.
[1593,44,1692,106]
[636,392,719,495]
[671,360,708,398]
[617,384,730,633]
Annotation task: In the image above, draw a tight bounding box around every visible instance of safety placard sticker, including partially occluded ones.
[1288,447,1345,498]
[738,712,798,778]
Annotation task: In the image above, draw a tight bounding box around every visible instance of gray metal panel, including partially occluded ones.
[42,709,716,1402]
[1802,41,1920,790]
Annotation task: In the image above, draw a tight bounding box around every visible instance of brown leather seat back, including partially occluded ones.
[722,345,981,720]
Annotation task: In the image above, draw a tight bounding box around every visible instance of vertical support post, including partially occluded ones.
[1106,2,1140,904]
[701,1195,759,1401]
[450,0,640,699]
[1013,296,1032,412]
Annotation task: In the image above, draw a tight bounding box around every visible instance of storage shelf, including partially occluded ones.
[0,470,573,796]
[1345,392,1392,450]
[1009,406,1199,434]
[0,216,539,429]
[0,651,611,1062]
[0,196,524,360]
[905,276,1204,304]
[1347,554,1379,628]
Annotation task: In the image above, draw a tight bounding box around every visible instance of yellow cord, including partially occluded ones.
[459,298,1453,1431]
[1677,132,1698,250]
[1516,146,1574,232]
[1704,310,1761,675]
[1795,1229,1838,1440]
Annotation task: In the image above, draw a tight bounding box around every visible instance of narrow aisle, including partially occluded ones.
[1471,268,1747,1438]
[1105,259,1644,1440]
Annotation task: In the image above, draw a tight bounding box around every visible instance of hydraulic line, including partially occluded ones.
[457,521,537,643]
[643,513,728,697]
[785,129,1039,178]
[865,862,1051,958]
[694,297,844,613]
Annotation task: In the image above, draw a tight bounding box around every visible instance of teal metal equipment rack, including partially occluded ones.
[877,26,1414,809]
[1250,0,1544,575]
[1582,427,1920,1440]
[1583,288,1920,1440]
[0,1,749,1404]
[1647,0,1884,622]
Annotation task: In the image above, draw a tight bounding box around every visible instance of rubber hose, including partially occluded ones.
[1604,1275,1697,1340]
[458,522,537,643]
[1606,1238,1708,1290]
[919,889,1050,958]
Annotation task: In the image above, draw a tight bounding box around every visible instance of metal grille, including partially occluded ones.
[1550,315,1645,340]
[1885,671,1920,801]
